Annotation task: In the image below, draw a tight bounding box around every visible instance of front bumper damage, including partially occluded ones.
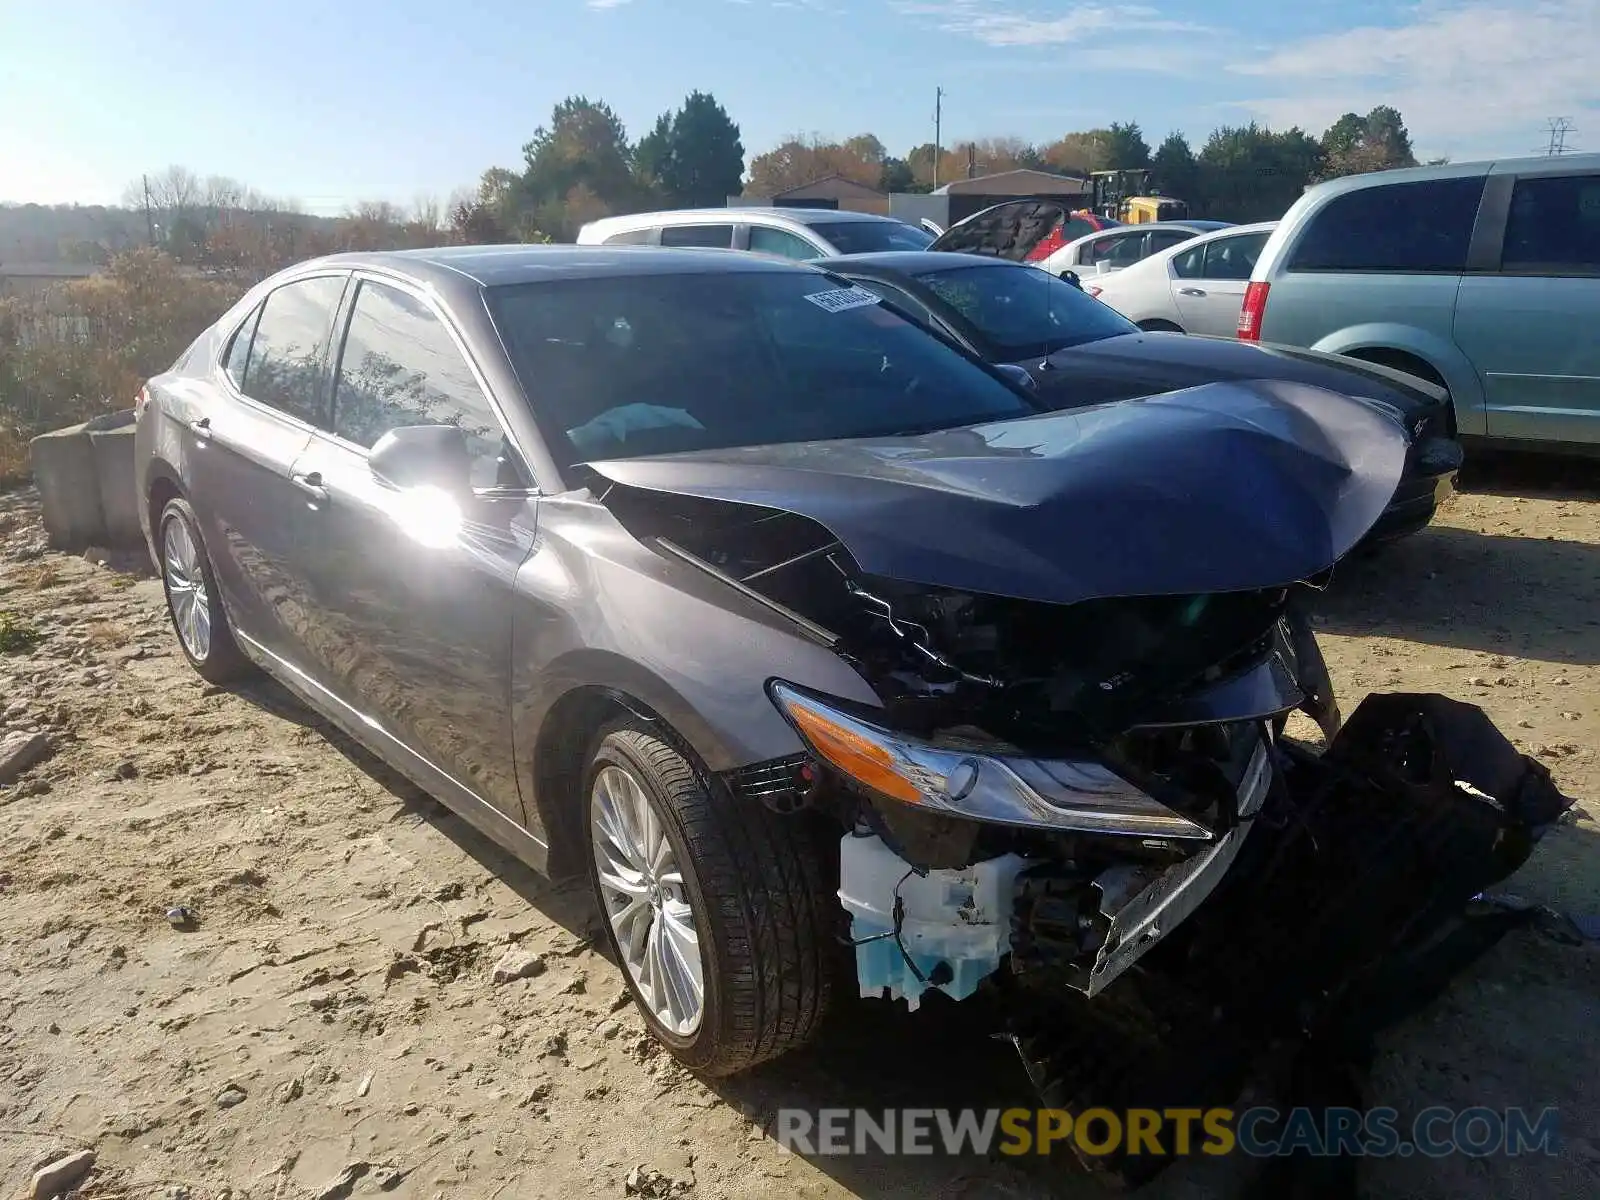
[832,691,1573,1188]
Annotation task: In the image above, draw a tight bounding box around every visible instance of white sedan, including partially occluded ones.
[1088,221,1278,337]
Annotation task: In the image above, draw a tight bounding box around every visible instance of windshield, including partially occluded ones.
[809,220,935,254]
[916,263,1139,359]
[487,270,1037,468]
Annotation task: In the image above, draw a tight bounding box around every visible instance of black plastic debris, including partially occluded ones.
[1005,691,1576,1194]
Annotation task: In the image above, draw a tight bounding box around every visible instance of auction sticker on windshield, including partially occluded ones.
[804,286,882,313]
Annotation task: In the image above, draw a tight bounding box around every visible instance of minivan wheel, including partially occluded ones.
[583,719,834,1076]
[158,497,251,684]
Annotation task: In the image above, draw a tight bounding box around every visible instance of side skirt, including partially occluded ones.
[233,631,550,875]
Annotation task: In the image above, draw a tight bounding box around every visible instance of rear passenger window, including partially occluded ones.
[223,304,261,389]
[660,224,734,248]
[749,226,821,260]
[243,275,348,424]
[603,228,656,245]
[1201,231,1270,280]
[1501,174,1600,274]
[1288,177,1486,274]
[1172,244,1204,279]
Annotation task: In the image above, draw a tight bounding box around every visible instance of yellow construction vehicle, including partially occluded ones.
[1120,194,1189,223]
[1090,169,1190,223]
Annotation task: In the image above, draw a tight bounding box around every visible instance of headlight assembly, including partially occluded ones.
[768,681,1214,840]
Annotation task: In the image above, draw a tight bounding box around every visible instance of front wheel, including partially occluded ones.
[158,497,252,684]
[584,720,834,1076]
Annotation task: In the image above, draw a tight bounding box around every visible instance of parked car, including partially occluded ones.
[1089,222,1278,335]
[130,250,1563,1175]
[921,198,1122,267]
[1240,153,1600,452]
[1025,220,1235,281]
[575,206,934,259]
[817,251,1463,542]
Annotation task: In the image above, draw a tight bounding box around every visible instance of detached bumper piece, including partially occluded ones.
[1005,692,1574,1191]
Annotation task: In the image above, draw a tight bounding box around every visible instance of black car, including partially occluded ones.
[817,251,1464,543]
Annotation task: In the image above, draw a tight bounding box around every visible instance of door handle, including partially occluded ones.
[1179,287,1207,297]
[186,416,211,437]
[291,471,330,505]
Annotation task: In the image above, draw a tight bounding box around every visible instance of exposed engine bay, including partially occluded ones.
[602,482,1338,986]
[595,477,1576,1190]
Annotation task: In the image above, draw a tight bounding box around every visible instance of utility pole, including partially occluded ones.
[142,174,156,246]
[933,87,944,189]
[1545,117,1575,155]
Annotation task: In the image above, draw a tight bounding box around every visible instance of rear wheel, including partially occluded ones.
[158,497,251,684]
[584,719,834,1076]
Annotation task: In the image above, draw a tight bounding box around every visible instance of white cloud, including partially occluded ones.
[1229,1,1600,154]
[586,0,634,9]
[890,1,1206,47]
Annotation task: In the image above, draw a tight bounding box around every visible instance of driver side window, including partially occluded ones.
[332,280,528,489]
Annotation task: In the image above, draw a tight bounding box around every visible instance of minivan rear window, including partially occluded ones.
[1288,177,1486,274]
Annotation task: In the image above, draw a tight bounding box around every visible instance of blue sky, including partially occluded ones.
[3,1,1596,213]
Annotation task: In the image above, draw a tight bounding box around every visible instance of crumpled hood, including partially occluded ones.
[1024,332,1445,429]
[587,379,1408,607]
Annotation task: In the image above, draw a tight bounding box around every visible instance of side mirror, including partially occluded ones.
[993,362,1037,391]
[369,425,473,494]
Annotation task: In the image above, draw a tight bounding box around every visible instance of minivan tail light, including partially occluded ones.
[1237,282,1270,341]
[1088,286,1103,299]
[135,385,151,415]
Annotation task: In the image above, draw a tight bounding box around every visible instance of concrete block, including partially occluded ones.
[29,421,104,551]
[28,408,140,552]
[87,411,140,546]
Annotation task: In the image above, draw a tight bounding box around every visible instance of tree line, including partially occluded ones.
[5,94,1436,276]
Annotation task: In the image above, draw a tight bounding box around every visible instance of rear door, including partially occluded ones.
[1453,166,1600,446]
[283,274,537,825]
[1254,174,1485,372]
[193,272,349,667]
[1171,229,1273,336]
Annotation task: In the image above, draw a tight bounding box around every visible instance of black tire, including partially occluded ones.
[583,719,834,1076]
[157,497,252,684]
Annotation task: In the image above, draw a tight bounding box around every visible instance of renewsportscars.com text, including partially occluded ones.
[776,1106,1561,1159]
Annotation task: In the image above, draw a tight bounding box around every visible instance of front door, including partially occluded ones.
[191,272,349,666]
[284,275,538,825]
[1454,169,1600,447]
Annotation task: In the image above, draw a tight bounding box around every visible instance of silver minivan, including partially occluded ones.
[1240,153,1600,451]
[576,206,934,260]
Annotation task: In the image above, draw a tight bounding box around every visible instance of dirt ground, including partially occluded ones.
[2,462,1597,1200]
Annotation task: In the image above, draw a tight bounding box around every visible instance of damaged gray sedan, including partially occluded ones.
[135,246,1571,1181]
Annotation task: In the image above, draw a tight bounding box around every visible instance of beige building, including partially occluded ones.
[933,169,1091,200]
[733,173,891,215]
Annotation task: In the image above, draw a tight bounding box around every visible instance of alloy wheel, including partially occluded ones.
[589,764,705,1036]
[163,517,212,662]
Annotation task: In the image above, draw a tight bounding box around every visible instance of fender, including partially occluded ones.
[1310,323,1486,436]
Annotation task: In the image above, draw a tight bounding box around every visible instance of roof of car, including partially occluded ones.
[814,251,1023,276]
[584,206,908,231]
[305,244,817,288]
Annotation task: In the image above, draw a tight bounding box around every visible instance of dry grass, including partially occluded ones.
[83,620,129,649]
[6,562,63,591]
[82,620,129,649]
[0,429,27,489]
[0,610,41,653]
